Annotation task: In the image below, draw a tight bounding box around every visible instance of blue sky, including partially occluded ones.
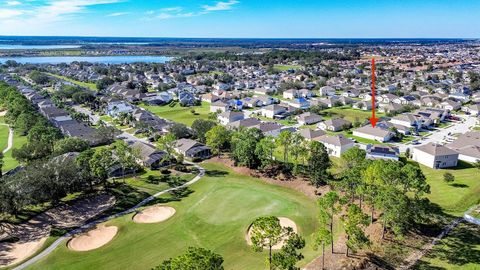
[0,0,479,38]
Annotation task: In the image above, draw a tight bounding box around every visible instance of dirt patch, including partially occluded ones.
[246,217,298,250]
[0,111,6,117]
[209,157,329,199]
[0,194,115,267]
[68,225,118,252]
[132,205,176,224]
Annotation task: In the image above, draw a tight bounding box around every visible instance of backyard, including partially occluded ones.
[141,101,211,126]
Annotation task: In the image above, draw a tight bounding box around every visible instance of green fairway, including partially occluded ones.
[0,123,8,151]
[0,117,27,172]
[141,102,211,126]
[418,161,480,216]
[47,73,97,91]
[27,162,319,270]
[414,222,480,270]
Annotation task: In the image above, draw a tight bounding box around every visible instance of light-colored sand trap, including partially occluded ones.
[68,225,118,252]
[246,217,298,250]
[0,236,47,267]
[133,205,176,224]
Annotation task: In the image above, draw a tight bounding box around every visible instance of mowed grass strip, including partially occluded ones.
[141,102,211,126]
[27,162,319,270]
[414,222,480,270]
[0,123,9,151]
[418,161,480,216]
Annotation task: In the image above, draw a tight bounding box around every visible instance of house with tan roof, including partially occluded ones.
[316,134,355,157]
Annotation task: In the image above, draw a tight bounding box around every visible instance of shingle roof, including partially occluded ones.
[414,143,458,156]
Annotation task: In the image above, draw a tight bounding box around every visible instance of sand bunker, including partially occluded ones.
[0,236,47,267]
[246,217,298,250]
[132,205,176,224]
[68,225,118,252]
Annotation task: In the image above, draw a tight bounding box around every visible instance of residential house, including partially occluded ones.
[174,139,212,160]
[316,134,355,157]
[210,100,230,113]
[352,125,394,142]
[412,143,459,169]
[298,128,326,141]
[318,118,351,132]
[261,104,287,119]
[297,112,322,125]
[131,141,170,169]
[366,145,400,160]
[218,111,244,125]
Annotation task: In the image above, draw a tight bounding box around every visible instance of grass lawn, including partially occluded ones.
[0,116,27,172]
[47,73,97,91]
[416,161,480,216]
[27,162,319,270]
[121,169,195,195]
[414,222,480,270]
[273,64,302,71]
[322,106,385,123]
[0,123,9,151]
[141,102,211,126]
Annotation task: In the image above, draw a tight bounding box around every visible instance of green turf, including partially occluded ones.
[417,161,480,216]
[273,64,302,71]
[27,162,319,270]
[414,222,480,270]
[0,117,27,172]
[0,124,9,151]
[47,73,97,91]
[121,169,195,195]
[322,106,385,123]
[141,102,211,126]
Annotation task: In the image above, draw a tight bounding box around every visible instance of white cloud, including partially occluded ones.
[107,12,130,17]
[0,8,23,18]
[160,7,182,12]
[5,1,22,6]
[202,0,239,11]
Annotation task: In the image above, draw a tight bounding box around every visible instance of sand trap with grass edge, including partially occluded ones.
[246,217,298,250]
[132,205,176,224]
[68,225,118,252]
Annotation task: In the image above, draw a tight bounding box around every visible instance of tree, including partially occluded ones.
[307,141,331,187]
[271,233,305,270]
[53,137,90,156]
[314,225,331,270]
[250,216,289,270]
[205,125,230,156]
[318,191,340,253]
[157,133,177,163]
[474,160,480,170]
[191,119,216,143]
[343,204,370,257]
[443,172,455,183]
[276,131,293,165]
[89,148,114,186]
[340,146,366,169]
[255,136,276,169]
[76,149,96,190]
[29,71,50,85]
[230,128,263,168]
[154,247,224,270]
[169,123,191,139]
[112,140,138,179]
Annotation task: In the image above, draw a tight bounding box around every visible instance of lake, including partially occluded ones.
[0,45,81,50]
[0,55,172,64]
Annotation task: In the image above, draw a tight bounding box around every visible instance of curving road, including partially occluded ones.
[13,162,205,270]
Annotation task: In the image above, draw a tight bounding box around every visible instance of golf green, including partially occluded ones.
[27,162,319,270]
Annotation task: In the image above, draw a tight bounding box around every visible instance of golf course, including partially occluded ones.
[25,162,320,270]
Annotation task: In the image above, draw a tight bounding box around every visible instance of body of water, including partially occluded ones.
[0,45,81,50]
[0,55,172,64]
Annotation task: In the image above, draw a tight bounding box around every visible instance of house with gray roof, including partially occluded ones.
[412,143,458,169]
